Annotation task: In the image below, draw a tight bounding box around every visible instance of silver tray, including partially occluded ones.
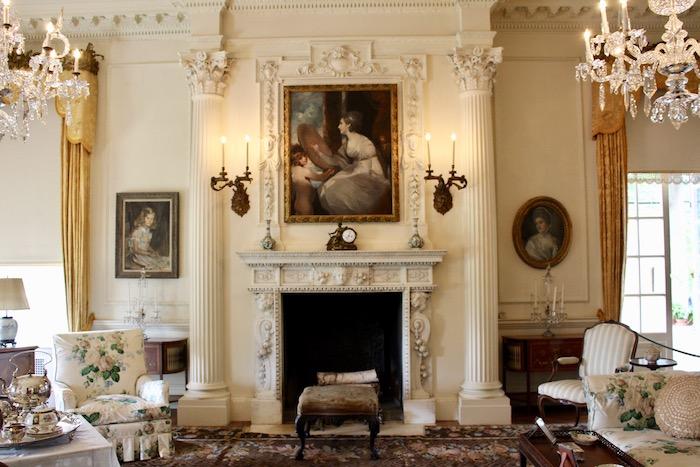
[0,415,82,450]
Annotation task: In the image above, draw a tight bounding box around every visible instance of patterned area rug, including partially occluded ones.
[131,424,548,466]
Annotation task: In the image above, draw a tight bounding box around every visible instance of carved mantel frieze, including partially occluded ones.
[180,50,232,97]
[448,46,503,94]
[238,249,445,423]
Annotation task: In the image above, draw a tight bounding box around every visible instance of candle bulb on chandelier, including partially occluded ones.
[583,30,593,62]
[219,136,227,168]
[425,132,432,167]
[620,0,630,32]
[599,0,610,34]
[2,0,9,25]
[72,49,81,73]
[244,134,251,168]
[44,21,55,46]
[450,132,457,167]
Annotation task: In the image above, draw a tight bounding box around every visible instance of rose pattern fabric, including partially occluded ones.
[604,372,668,430]
[97,419,173,462]
[600,427,700,466]
[73,394,171,426]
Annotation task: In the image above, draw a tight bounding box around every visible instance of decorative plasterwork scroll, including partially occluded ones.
[298,45,384,77]
[448,47,502,94]
[259,42,428,246]
[180,50,232,97]
[410,291,432,397]
[239,249,445,407]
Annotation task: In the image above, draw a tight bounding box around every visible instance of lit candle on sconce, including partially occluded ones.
[72,49,81,73]
[450,132,457,167]
[244,134,251,168]
[599,0,610,34]
[425,132,432,167]
[220,136,227,168]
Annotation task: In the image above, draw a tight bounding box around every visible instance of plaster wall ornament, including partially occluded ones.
[257,60,281,247]
[298,45,384,77]
[238,250,445,424]
[254,292,278,395]
[180,50,232,97]
[410,291,432,397]
[448,47,503,94]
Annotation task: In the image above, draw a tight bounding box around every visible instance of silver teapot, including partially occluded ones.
[0,350,52,410]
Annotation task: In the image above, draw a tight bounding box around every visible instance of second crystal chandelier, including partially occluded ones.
[1,1,89,141]
[576,0,700,129]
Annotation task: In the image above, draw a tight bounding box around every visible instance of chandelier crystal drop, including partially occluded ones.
[1,1,89,141]
[576,0,700,129]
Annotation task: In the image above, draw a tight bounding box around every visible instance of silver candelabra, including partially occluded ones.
[124,268,160,339]
[531,265,566,337]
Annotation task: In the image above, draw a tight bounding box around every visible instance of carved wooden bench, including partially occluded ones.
[294,385,380,461]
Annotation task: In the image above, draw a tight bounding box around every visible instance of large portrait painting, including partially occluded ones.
[283,84,399,223]
[512,196,572,269]
[116,192,179,278]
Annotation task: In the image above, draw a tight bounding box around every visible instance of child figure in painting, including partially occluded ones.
[127,207,171,271]
[290,144,336,215]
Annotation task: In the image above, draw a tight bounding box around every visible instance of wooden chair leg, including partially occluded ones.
[574,405,581,427]
[295,415,307,461]
[368,416,380,460]
[537,395,547,421]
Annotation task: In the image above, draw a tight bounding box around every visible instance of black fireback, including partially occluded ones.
[282,293,403,420]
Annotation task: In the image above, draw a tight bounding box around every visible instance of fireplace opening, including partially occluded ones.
[282,292,403,422]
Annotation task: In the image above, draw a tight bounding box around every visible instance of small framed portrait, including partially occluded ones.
[512,196,572,269]
[116,192,179,278]
[283,83,400,223]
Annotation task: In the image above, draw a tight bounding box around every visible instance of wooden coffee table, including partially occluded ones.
[519,430,643,467]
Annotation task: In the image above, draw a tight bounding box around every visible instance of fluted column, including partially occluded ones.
[450,47,511,424]
[177,50,231,426]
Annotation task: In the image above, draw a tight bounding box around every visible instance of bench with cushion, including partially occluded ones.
[294,385,380,461]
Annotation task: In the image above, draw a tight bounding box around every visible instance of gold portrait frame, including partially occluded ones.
[283,83,400,223]
[512,196,572,269]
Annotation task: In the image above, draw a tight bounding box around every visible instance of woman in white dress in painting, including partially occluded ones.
[127,207,170,271]
[312,111,390,215]
[525,207,559,262]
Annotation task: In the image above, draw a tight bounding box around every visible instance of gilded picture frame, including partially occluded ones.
[512,196,572,269]
[115,192,179,278]
[283,83,400,223]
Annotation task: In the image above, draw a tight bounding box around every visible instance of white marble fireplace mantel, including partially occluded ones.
[238,249,446,424]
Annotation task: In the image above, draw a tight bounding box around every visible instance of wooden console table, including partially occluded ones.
[502,335,583,410]
[0,346,37,387]
[144,338,188,385]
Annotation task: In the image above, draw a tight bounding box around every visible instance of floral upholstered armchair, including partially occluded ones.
[53,329,173,462]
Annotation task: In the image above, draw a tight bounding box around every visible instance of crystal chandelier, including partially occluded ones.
[576,0,700,129]
[1,0,89,141]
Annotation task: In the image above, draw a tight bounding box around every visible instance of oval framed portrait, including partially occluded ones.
[512,196,572,269]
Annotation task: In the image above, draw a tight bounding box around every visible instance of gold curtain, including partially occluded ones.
[56,46,100,331]
[592,84,627,322]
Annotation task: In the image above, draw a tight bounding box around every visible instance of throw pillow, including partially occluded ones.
[656,375,700,439]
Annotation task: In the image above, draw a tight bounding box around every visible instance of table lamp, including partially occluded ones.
[0,278,29,347]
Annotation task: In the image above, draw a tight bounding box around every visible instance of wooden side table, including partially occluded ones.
[0,346,37,388]
[502,335,583,411]
[144,338,188,385]
[629,357,677,371]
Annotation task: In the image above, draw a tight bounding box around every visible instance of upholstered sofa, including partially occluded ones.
[53,329,173,462]
[584,370,700,466]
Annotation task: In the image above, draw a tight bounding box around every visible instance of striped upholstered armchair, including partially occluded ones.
[537,321,638,425]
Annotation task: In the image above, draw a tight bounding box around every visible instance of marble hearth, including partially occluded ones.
[238,250,446,425]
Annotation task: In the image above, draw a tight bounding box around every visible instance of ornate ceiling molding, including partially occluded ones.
[229,0,454,13]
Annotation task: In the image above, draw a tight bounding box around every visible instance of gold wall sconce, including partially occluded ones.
[210,135,253,217]
[423,132,467,215]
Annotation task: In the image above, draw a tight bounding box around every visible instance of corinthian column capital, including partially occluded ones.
[448,47,503,94]
[180,50,232,97]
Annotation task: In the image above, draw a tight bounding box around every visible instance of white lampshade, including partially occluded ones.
[0,278,29,310]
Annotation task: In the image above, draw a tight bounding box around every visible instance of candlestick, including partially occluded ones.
[425,132,432,167]
[220,136,227,168]
[72,49,81,73]
[450,132,456,167]
[244,134,250,168]
[599,0,610,34]
[552,286,558,312]
[584,30,593,62]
